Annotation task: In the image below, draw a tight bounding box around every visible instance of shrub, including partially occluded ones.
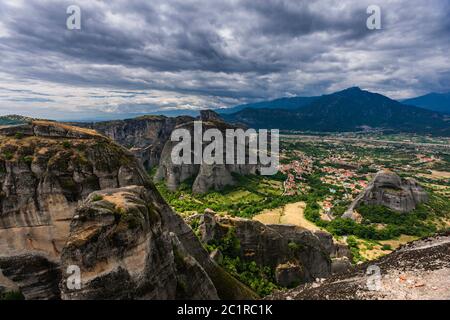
[62,140,72,149]
[1,291,25,300]
[3,151,14,160]
[91,194,103,202]
[22,155,34,165]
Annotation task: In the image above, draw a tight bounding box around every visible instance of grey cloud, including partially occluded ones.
[0,0,449,119]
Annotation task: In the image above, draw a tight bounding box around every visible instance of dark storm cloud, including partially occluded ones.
[0,0,449,119]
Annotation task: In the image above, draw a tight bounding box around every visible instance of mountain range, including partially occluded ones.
[220,90,450,115]
[222,87,450,136]
[402,92,450,114]
[219,96,319,114]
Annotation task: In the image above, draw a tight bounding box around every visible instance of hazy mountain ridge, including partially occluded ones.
[219,96,319,114]
[223,87,450,136]
[402,92,450,114]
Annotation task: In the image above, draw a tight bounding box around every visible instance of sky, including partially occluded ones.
[0,0,449,120]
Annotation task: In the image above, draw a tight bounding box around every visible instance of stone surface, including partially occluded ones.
[343,170,429,220]
[199,213,333,282]
[155,111,258,193]
[60,186,218,300]
[70,115,193,170]
[0,124,149,253]
[267,232,450,300]
[275,262,305,288]
[72,111,258,194]
[0,253,60,300]
[0,121,257,300]
[0,121,151,299]
[331,257,353,274]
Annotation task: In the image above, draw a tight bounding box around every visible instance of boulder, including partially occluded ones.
[0,122,150,299]
[267,233,450,300]
[60,186,218,300]
[343,170,429,220]
[331,257,353,274]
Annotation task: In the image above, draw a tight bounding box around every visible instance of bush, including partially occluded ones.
[62,140,72,149]
[221,257,279,297]
[1,291,25,300]
[3,151,14,160]
[91,194,103,202]
[22,155,34,165]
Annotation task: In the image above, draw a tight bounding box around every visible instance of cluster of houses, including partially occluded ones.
[416,154,439,164]
[279,156,314,195]
[320,166,368,195]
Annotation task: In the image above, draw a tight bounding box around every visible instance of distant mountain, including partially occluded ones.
[0,114,34,126]
[219,96,318,114]
[223,87,450,136]
[402,92,450,114]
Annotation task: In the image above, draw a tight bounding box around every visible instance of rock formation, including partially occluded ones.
[71,111,259,194]
[343,170,428,220]
[60,186,218,299]
[0,121,256,300]
[268,232,450,300]
[198,213,334,286]
[0,121,149,299]
[72,115,193,170]
[155,111,259,193]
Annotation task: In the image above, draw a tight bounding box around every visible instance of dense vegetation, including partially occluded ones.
[305,191,449,241]
[156,131,449,278]
[202,227,279,296]
[156,173,307,218]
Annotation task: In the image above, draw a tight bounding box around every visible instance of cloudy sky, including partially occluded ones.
[0,0,449,120]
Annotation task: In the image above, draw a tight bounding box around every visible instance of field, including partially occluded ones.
[253,202,322,231]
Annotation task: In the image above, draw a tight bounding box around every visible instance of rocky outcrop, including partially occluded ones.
[71,111,259,194]
[60,186,218,300]
[0,121,256,300]
[199,110,224,122]
[267,232,450,300]
[343,170,428,220]
[71,116,193,170]
[0,121,150,249]
[198,213,332,285]
[275,262,305,288]
[155,111,258,193]
[0,121,153,299]
[0,254,60,300]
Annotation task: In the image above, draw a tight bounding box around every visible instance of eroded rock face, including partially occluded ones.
[0,121,150,257]
[275,262,305,288]
[0,121,152,299]
[343,170,429,220]
[72,116,193,170]
[198,213,332,284]
[267,233,450,300]
[0,254,60,300]
[72,111,259,194]
[60,186,218,300]
[0,121,256,300]
[155,111,258,193]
